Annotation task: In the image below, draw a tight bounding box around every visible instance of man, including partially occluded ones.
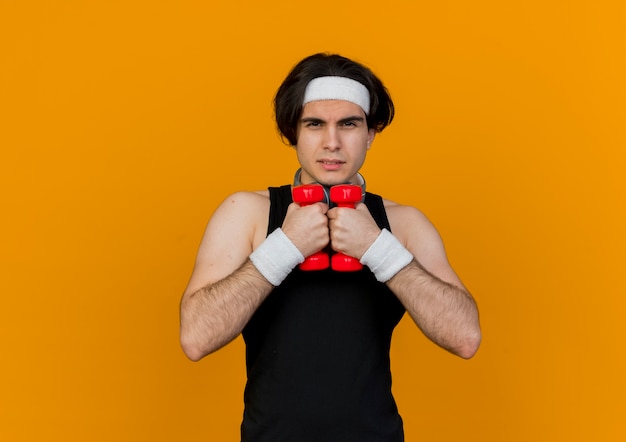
[180,53,481,441]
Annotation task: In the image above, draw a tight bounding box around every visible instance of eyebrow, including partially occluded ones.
[300,116,365,124]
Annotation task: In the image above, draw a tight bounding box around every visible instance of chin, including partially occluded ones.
[316,177,347,187]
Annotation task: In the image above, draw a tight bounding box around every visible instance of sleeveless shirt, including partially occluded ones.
[241,185,406,442]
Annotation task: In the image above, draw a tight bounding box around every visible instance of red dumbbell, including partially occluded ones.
[292,184,330,271]
[329,184,364,272]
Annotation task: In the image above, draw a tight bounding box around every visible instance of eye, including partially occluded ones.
[303,120,322,128]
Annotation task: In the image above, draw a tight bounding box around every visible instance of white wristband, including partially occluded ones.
[360,229,414,282]
[249,228,304,286]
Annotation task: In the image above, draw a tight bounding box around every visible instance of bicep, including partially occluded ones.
[183,192,267,297]
[390,206,467,290]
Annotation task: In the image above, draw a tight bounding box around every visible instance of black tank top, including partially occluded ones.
[241,185,406,442]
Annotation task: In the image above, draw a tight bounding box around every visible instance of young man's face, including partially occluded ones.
[295,100,375,187]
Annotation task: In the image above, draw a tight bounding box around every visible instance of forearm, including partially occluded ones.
[388,260,481,359]
[180,259,273,361]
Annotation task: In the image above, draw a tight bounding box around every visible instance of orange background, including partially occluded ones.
[1,1,624,440]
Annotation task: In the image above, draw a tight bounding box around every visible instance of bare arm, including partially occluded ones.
[179,191,272,361]
[328,202,481,359]
[180,190,330,361]
[386,260,481,359]
[180,259,273,361]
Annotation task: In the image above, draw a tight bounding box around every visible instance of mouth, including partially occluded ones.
[318,159,345,170]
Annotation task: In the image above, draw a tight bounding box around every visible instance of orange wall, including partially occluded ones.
[1,1,624,440]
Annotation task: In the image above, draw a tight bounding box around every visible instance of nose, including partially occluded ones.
[322,126,341,151]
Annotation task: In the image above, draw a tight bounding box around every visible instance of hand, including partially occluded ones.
[281,202,330,258]
[327,203,381,259]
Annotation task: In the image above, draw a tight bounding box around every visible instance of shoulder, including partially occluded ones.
[205,190,271,242]
[383,198,435,234]
[381,198,465,289]
[381,198,445,255]
[220,189,270,206]
[211,190,270,219]
[189,190,271,289]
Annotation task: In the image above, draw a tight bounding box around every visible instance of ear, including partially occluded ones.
[367,129,376,150]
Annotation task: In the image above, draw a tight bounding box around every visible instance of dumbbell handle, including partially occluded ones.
[292,184,330,271]
[329,185,363,272]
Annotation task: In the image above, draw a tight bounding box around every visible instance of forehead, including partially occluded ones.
[300,100,366,119]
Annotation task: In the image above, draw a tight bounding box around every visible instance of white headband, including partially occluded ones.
[303,76,370,115]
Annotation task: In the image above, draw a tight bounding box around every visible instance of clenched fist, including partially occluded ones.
[281,202,330,258]
[327,203,381,259]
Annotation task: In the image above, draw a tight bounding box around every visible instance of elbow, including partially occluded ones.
[456,329,482,360]
[455,305,482,359]
[181,344,205,362]
[180,330,208,362]
[180,325,226,362]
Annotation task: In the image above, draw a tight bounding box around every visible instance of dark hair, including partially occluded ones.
[274,53,395,146]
